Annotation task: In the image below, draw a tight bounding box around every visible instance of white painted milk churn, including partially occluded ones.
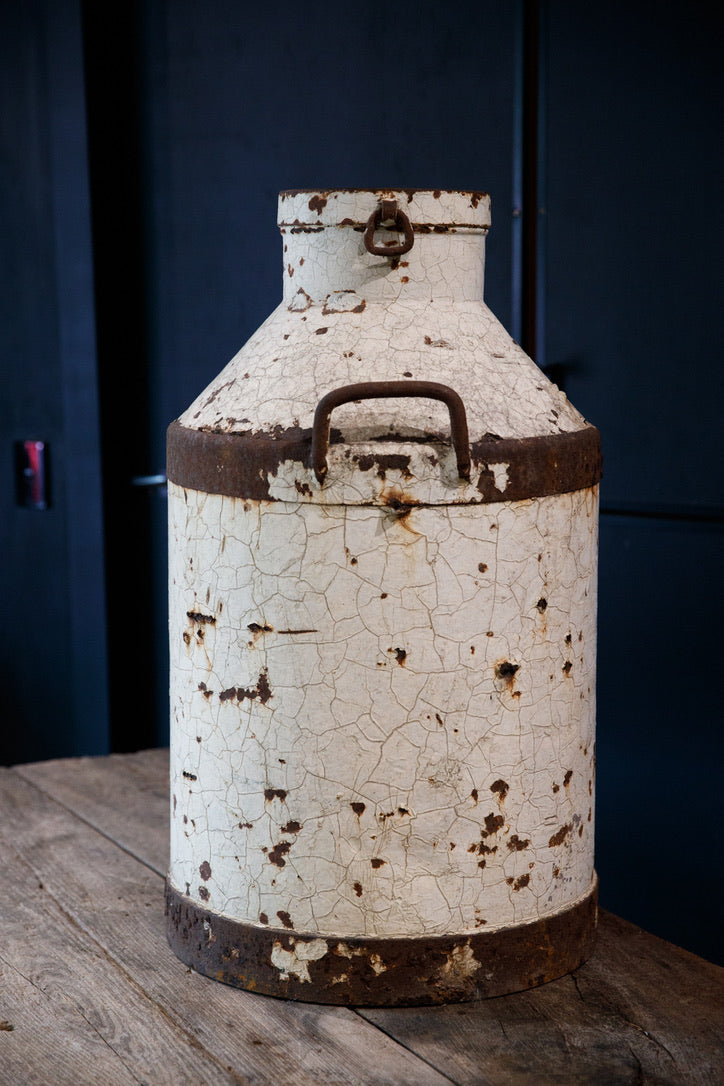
[165,189,602,1005]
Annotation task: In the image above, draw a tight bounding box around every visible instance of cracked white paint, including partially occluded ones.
[169,190,598,944]
[169,483,598,937]
[180,191,583,450]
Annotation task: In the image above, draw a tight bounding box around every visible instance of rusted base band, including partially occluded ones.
[167,419,602,505]
[165,877,598,1006]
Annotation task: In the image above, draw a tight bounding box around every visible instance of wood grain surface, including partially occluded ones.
[0,750,720,1085]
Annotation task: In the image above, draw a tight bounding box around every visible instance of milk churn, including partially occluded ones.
[165,189,602,1005]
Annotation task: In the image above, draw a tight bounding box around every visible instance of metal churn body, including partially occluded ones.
[165,189,602,1005]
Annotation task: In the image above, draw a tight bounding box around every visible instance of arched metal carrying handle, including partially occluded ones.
[363,199,415,256]
[311,381,471,483]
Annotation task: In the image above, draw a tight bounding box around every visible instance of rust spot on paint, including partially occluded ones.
[536,598,548,612]
[490,779,509,801]
[259,912,269,924]
[507,874,530,891]
[388,647,407,665]
[248,622,273,634]
[239,821,253,829]
[436,713,444,726]
[182,771,197,781]
[308,194,327,214]
[562,660,573,675]
[264,788,288,802]
[507,835,530,852]
[549,824,572,847]
[353,882,363,897]
[268,842,292,867]
[495,661,520,682]
[276,910,294,929]
[220,668,272,705]
[186,611,216,624]
[281,820,301,834]
[315,327,328,335]
[478,563,488,573]
[470,788,479,803]
[483,813,505,836]
[564,770,573,787]
[565,632,572,644]
[198,886,210,902]
[553,783,560,793]
[350,802,366,816]
[199,861,212,881]
[356,452,413,479]
[370,858,385,869]
[470,840,498,856]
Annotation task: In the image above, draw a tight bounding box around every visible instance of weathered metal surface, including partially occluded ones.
[166,417,601,503]
[169,481,598,940]
[363,200,415,256]
[167,188,601,1005]
[311,381,470,483]
[165,877,598,1006]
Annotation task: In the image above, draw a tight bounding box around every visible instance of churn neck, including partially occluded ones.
[278,189,491,306]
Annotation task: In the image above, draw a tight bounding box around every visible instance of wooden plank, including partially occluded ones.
[16,749,170,873]
[360,913,724,1085]
[0,811,245,1085]
[0,954,142,1086]
[0,767,452,1086]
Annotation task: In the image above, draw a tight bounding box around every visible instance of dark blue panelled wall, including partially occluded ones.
[1,1,722,964]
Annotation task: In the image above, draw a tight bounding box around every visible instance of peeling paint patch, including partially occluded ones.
[270,938,327,982]
[437,942,477,981]
[336,943,387,974]
[487,462,510,492]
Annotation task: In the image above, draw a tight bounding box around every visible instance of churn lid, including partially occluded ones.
[168,189,601,506]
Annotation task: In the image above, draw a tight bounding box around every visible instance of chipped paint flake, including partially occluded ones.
[488,462,510,492]
[270,938,328,983]
[336,944,387,974]
[438,942,478,981]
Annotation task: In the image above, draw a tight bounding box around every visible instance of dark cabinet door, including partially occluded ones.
[544,2,723,963]
[0,0,108,764]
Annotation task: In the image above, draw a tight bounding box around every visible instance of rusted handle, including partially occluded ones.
[363,199,414,257]
[311,381,471,483]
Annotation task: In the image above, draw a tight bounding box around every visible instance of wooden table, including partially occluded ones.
[1,750,721,1085]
